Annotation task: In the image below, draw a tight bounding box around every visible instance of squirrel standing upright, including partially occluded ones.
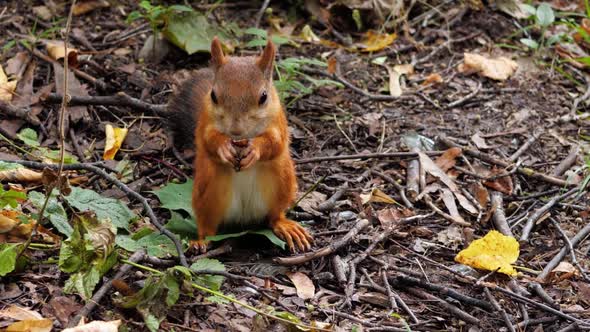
[167,37,313,253]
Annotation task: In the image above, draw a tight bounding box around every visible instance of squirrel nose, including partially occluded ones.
[229,128,243,137]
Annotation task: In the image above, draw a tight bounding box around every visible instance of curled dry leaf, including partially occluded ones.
[388,64,414,97]
[549,261,578,281]
[455,230,519,276]
[0,304,44,321]
[297,191,327,216]
[459,53,518,81]
[299,25,320,43]
[434,147,462,172]
[419,152,477,214]
[327,56,338,75]
[0,65,17,102]
[103,124,129,160]
[0,210,36,239]
[440,187,466,224]
[63,319,122,332]
[471,132,491,149]
[0,168,43,182]
[360,188,397,205]
[46,41,79,63]
[286,271,315,300]
[483,166,513,195]
[359,31,397,52]
[72,0,110,16]
[422,73,443,85]
[471,182,489,207]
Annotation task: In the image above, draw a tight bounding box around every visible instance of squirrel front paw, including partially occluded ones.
[239,143,260,170]
[217,140,238,167]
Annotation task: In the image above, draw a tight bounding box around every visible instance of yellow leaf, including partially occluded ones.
[0,65,17,102]
[360,31,397,52]
[103,124,128,160]
[455,230,519,276]
[360,188,397,205]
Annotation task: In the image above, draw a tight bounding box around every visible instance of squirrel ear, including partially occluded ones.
[257,39,275,78]
[210,37,226,69]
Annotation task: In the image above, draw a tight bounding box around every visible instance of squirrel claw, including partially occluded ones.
[218,141,238,166]
[272,219,313,252]
[239,145,260,170]
[189,240,210,254]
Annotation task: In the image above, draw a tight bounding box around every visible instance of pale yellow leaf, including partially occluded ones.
[63,319,122,332]
[0,168,43,182]
[103,124,128,160]
[459,53,518,81]
[46,41,78,61]
[0,65,17,102]
[455,230,519,276]
[0,305,44,321]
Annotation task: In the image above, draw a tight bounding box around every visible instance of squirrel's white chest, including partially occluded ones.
[223,165,270,225]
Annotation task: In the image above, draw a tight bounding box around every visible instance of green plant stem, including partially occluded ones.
[0,133,34,157]
[287,174,327,213]
[121,259,332,331]
[28,243,58,249]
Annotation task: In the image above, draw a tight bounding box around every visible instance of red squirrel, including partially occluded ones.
[167,38,313,253]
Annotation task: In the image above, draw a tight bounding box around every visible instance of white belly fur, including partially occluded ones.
[223,165,270,225]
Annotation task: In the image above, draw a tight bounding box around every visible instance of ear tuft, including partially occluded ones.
[210,37,227,69]
[257,39,275,78]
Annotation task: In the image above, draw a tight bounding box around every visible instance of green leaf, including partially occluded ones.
[520,38,539,49]
[145,314,160,332]
[163,274,180,306]
[251,229,286,250]
[190,258,225,291]
[0,244,19,276]
[245,38,269,48]
[29,190,72,236]
[205,231,248,242]
[536,3,555,27]
[40,148,78,164]
[151,180,194,218]
[371,56,387,65]
[0,161,22,171]
[17,128,40,147]
[0,187,26,209]
[126,10,143,23]
[205,229,286,250]
[575,57,590,66]
[65,187,136,230]
[167,5,193,12]
[352,9,362,30]
[162,11,233,54]
[116,233,178,257]
[165,211,196,239]
[520,4,536,17]
[270,35,290,46]
[64,266,101,300]
[244,27,268,38]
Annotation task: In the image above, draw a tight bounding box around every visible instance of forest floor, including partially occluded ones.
[1,1,590,331]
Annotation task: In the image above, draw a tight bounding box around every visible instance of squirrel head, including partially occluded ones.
[208,37,280,140]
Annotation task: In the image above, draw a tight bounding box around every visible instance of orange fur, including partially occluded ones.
[180,38,312,253]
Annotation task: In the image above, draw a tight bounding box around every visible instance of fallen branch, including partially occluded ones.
[439,136,572,187]
[0,102,42,126]
[43,92,167,115]
[520,187,579,241]
[7,160,189,267]
[274,219,370,265]
[295,150,443,164]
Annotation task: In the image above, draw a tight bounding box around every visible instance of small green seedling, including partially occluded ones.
[520,3,560,52]
[126,1,193,36]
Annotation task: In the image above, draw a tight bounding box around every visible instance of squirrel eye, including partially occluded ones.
[258,91,268,105]
[211,90,218,104]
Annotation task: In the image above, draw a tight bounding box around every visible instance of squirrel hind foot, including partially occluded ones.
[271,218,313,252]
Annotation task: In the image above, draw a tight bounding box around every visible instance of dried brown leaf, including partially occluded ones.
[286,272,315,300]
[72,0,110,16]
[435,147,462,172]
[63,319,121,332]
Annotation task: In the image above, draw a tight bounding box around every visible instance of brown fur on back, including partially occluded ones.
[166,68,214,149]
